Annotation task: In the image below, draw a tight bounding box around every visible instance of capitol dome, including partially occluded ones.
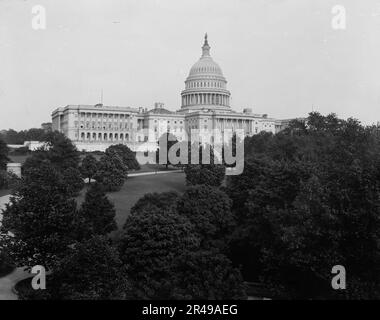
[181,34,231,112]
[188,55,224,78]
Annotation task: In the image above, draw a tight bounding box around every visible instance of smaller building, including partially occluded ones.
[41,122,52,132]
[275,118,307,133]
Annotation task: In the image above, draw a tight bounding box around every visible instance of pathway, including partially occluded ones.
[0,268,31,300]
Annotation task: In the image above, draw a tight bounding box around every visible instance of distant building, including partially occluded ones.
[275,118,307,133]
[41,122,52,132]
[52,34,280,152]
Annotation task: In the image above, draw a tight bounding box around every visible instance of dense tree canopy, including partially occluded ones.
[130,191,180,215]
[0,138,9,170]
[119,206,200,299]
[177,185,234,250]
[227,112,380,299]
[106,144,140,171]
[0,128,47,145]
[184,164,225,187]
[43,236,129,300]
[79,183,117,237]
[1,161,84,269]
[22,132,80,174]
[184,143,226,186]
[171,250,246,300]
[62,167,84,197]
[94,153,127,192]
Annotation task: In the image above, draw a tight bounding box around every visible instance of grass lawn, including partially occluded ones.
[77,172,187,228]
[8,154,30,164]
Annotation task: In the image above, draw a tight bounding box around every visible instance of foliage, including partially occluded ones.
[106,144,140,171]
[184,142,226,186]
[80,154,98,183]
[0,249,15,277]
[0,128,47,145]
[78,183,117,237]
[41,236,129,300]
[130,191,180,215]
[227,112,380,299]
[22,131,80,173]
[94,153,127,192]
[184,164,225,187]
[177,185,234,250]
[43,131,81,170]
[0,138,9,170]
[62,167,84,197]
[119,206,200,299]
[171,250,247,300]
[0,161,83,269]
[0,170,20,190]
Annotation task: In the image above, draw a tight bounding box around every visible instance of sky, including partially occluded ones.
[1,0,380,130]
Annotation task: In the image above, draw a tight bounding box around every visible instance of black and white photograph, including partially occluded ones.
[1,0,380,310]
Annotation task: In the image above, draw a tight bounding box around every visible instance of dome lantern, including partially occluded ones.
[202,33,211,57]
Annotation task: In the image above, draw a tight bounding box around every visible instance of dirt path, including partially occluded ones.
[0,267,31,300]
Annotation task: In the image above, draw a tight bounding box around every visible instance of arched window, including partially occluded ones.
[81,132,85,140]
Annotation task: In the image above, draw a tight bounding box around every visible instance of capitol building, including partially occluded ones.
[52,35,280,152]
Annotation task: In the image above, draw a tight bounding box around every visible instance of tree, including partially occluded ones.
[184,142,226,186]
[62,167,84,196]
[0,235,14,277]
[37,236,129,300]
[79,183,117,237]
[0,128,46,145]
[0,138,9,170]
[119,206,200,299]
[43,131,80,170]
[1,129,23,144]
[0,171,20,190]
[22,149,50,174]
[184,164,225,187]
[0,161,83,269]
[171,250,246,300]
[80,154,98,183]
[94,153,127,192]
[130,191,180,215]
[22,131,81,174]
[106,144,140,171]
[177,185,234,250]
[227,112,380,299]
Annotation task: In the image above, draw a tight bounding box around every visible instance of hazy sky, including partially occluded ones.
[1,0,380,130]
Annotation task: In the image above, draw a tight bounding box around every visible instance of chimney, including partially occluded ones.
[154,102,164,109]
